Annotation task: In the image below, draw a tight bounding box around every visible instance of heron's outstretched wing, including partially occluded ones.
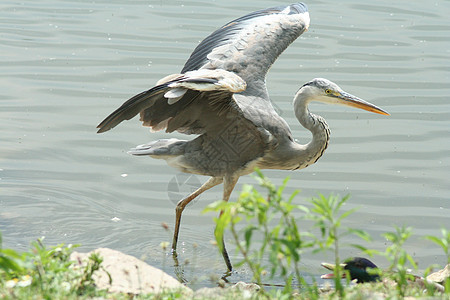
[97,4,308,139]
[97,69,247,134]
[182,3,310,99]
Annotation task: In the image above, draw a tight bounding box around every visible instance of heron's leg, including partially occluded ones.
[172,177,223,251]
[218,175,239,271]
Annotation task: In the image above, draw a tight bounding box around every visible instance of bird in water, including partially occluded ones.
[321,257,445,292]
[321,257,380,283]
[97,3,389,271]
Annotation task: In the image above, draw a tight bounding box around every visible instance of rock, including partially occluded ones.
[230,281,260,292]
[70,248,263,298]
[70,248,192,295]
[232,282,260,299]
[427,264,450,285]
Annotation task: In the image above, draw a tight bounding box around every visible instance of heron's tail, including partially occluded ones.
[128,138,187,157]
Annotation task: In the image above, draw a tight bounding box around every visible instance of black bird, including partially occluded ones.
[321,257,380,283]
[321,257,445,292]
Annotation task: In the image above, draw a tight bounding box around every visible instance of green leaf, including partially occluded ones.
[425,235,446,249]
[336,208,357,223]
[347,228,372,242]
[0,256,23,274]
[405,253,418,269]
[383,232,396,242]
[348,244,369,252]
[202,200,229,213]
[335,194,350,211]
[244,227,256,250]
[288,190,300,202]
[279,239,300,261]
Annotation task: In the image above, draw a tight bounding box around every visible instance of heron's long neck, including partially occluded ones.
[293,94,330,168]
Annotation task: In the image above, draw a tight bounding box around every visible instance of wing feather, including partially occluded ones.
[96,70,246,134]
[181,3,310,99]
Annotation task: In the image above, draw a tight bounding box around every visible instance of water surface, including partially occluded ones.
[1,0,449,289]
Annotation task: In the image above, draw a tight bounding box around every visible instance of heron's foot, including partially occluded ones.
[221,269,232,282]
[171,251,188,284]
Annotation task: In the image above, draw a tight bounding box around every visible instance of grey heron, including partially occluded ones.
[97,3,389,271]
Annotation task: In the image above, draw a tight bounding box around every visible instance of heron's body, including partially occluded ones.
[97,3,389,271]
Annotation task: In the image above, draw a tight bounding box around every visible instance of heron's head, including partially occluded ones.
[295,78,389,115]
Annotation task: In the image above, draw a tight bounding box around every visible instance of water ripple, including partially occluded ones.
[1,0,449,288]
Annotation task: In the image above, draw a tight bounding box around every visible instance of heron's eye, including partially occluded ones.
[325,89,332,94]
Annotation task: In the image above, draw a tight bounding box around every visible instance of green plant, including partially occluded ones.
[0,237,109,299]
[382,226,417,297]
[425,228,450,294]
[0,242,26,281]
[306,194,372,297]
[205,170,315,296]
[426,228,450,264]
[205,171,373,298]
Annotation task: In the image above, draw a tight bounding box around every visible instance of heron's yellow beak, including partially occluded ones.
[337,92,390,116]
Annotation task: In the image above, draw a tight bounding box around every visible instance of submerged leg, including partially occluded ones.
[172,177,223,251]
[218,175,239,272]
